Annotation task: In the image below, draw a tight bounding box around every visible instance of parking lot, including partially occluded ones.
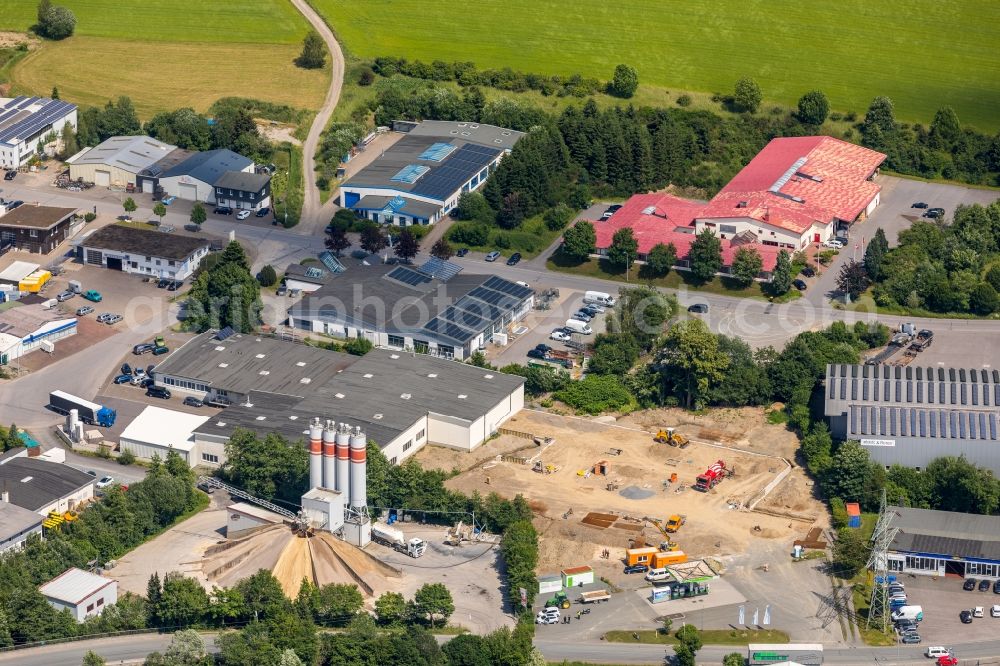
[893,574,1000,644]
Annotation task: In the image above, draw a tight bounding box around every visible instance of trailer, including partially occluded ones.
[694,460,727,492]
[909,329,933,352]
[48,390,116,427]
[579,589,610,604]
[371,522,426,558]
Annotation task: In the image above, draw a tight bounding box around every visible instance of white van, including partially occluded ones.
[583,290,615,307]
[645,567,669,582]
[564,319,593,335]
[926,648,950,658]
[891,605,923,622]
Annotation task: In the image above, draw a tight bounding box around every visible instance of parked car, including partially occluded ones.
[688,303,709,314]
[994,579,1000,594]
[133,343,155,355]
[76,306,94,316]
[506,252,522,266]
[580,306,601,317]
[113,374,132,385]
[157,278,170,288]
[167,280,183,291]
[196,479,215,494]
[255,207,270,218]
[535,609,560,625]
[152,346,169,356]
[527,348,546,360]
[104,314,123,324]
[911,202,929,209]
[140,378,154,389]
[992,604,1000,617]
[960,610,973,623]
[485,251,501,262]
[937,656,958,666]
[85,470,97,477]
[801,265,816,277]
[979,579,992,592]
[924,208,945,219]
[56,290,75,302]
[623,564,648,575]
[82,290,102,302]
[96,476,114,489]
[974,606,985,618]
[214,206,233,215]
[534,344,551,354]
[550,328,571,342]
[121,363,132,375]
[276,284,287,296]
[3,170,15,181]
[146,386,171,399]
[571,312,592,323]
[823,239,844,249]
[183,397,203,408]
[645,568,670,582]
[793,279,808,291]
[455,248,469,257]
[97,313,114,323]
[236,210,251,220]
[184,224,201,232]
[900,633,921,644]
[161,196,176,205]
[964,579,978,591]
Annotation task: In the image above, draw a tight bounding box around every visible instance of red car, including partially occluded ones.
[937,656,958,666]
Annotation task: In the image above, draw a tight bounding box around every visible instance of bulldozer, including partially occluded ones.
[654,427,690,448]
[532,461,557,474]
[544,591,571,609]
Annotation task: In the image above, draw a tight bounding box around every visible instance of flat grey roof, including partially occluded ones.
[889,505,1000,560]
[284,263,331,286]
[67,135,177,173]
[153,331,356,396]
[0,457,93,512]
[398,120,524,151]
[344,135,501,202]
[0,205,76,230]
[0,499,43,539]
[82,224,208,262]
[214,170,270,193]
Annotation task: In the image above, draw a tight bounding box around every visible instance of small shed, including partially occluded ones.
[846,502,861,528]
[538,574,562,594]
[39,568,117,623]
[625,546,658,566]
[561,565,594,588]
[227,502,287,538]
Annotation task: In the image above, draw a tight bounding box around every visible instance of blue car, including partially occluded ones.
[113,374,132,385]
[161,196,176,205]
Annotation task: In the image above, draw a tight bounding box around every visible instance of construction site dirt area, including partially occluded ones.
[443,409,826,573]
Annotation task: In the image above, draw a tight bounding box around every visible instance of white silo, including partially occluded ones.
[335,422,351,494]
[308,417,323,490]
[349,426,367,510]
[322,419,336,489]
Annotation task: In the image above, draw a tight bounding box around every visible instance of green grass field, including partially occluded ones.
[0,1,327,117]
[313,0,1000,131]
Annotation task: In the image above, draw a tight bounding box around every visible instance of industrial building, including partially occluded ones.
[288,259,534,361]
[283,263,332,293]
[824,363,1000,474]
[0,303,77,365]
[150,330,525,465]
[885,505,1000,579]
[39,568,118,623]
[0,205,78,254]
[213,170,271,212]
[157,149,255,204]
[66,135,178,188]
[0,499,43,554]
[0,453,94,514]
[0,96,77,170]
[77,224,209,281]
[339,121,523,226]
[118,406,212,467]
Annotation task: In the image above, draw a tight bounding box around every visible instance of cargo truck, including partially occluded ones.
[48,390,116,427]
[371,523,426,558]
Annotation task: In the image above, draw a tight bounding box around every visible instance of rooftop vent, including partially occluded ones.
[296,361,306,367]
[501,131,512,136]
[215,346,226,351]
[363,373,373,379]
[470,124,479,129]
[335,393,345,399]
[20,476,32,483]
[255,354,265,359]
[255,416,266,421]
[736,201,748,208]
[259,370,270,375]
[457,123,468,127]
[461,131,470,136]
[401,393,411,400]
[218,363,229,368]
[374,413,384,420]
[458,394,468,399]
[427,373,438,378]
[289,415,298,420]
[216,421,226,427]
[300,378,311,384]
[484,374,494,379]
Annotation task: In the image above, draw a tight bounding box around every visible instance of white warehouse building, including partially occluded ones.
[119,406,213,467]
[77,224,209,281]
[39,568,118,623]
[0,96,77,170]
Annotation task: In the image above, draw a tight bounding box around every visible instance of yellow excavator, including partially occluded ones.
[648,518,682,550]
[654,427,690,448]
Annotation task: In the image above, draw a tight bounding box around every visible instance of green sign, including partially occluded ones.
[752,653,789,662]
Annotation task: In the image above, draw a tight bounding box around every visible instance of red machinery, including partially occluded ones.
[694,460,727,492]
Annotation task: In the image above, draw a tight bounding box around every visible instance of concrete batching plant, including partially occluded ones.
[304,418,371,547]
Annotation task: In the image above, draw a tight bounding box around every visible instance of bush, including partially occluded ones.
[117,448,136,466]
[83,212,97,223]
[609,64,639,98]
[37,3,76,40]
[676,94,692,107]
[257,264,278,287]
[358,66,375,86]
[448,221,490,247]
[345,337,373,356]
[543,204,574,231]
[555,375,634,415]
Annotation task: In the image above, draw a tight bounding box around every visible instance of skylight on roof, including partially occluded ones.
[256,416,266,421]
[390,164,430,184]
[363,373,373,379]
[484,374,494,379]
[215,346,226,351]
[296,362,307,367]
[255,354,266,359]
[218,363,228,368]
[418,142,457,162]
[259,370,270,375]
[300,378,311,384]
[458,394,467,399]
[335,393,345,399]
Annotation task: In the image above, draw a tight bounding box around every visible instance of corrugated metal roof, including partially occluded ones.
[39,568,115,605]
[889,506,1000,560]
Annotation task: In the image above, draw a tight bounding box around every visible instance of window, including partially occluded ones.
[29,230,37,238]
[96,598,104,607]
[390,456,398,465]
[155,259,161,266]
[202,453,219,464]
[417,429,425,441]
[87,603,94,612]
[403,440,412,452]
[387,335,405,348]
[169,260,175,266]
[905,556,938,571]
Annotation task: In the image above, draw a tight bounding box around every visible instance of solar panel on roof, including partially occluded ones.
[391,164,430,184]
[386,266,431,287]
[418,142,457,162]
[304,266,325,279]
[419,257,463,281]
[216,326,236,341]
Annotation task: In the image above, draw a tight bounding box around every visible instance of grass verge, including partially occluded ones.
[604,628,789,645]
[453,215,563,260]
[273,143,304,227]
[841,292,997,320]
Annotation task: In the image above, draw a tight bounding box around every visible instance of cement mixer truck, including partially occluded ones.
[694,460,727,492]
[371,523,426,558]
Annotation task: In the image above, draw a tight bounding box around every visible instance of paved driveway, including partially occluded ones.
[896,574,1000,645]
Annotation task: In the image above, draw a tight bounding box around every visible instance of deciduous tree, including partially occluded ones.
[733,77,762,113]
[412,583,454,628]
[295,31,326,69]
[688,229,722,282]
[374,591,408,626]
[393,228,420,263]
[122,197,137,216]
[796,90,830,125]
[656,319,729,409]
[189,202,206,226]
[153,202,167,223]
[645,242,676,276]
[360,225,387,254]
[836,260,871,300]
[730,247,763,286]
[610,64,639,98]
[430,238,454,260]
[560,221,596,261]
[607,227,638,269]
[325,227,350,256]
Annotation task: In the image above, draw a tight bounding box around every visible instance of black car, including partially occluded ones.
[994,579,1000,594]
[157,278,170,288]
[623,564,648,574]
[255,207,270,217]
[924,209,944,219]
[801,265,816,277]
[167,280,182,291]
[527,348,546,360]
[534,344,551,354]
[139,378,154,389]
[894,619,916,632]
[133,343,155,355]
[3,170,15,181]
[214,206,233,215]
[979,579,992,592]
[455,248,469,257]
[688,303,708,313]
[793,279,808,291]
[7,200,23,210]
[506,252,522,266]
[183,396,204,408]
[960,609,973,623]
[121,363,132,375]
[146,386,171,399]
[184,224,201,233]
[911,202,929,209]
[964,578,977,591]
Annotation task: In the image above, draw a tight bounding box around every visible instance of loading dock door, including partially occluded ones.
[143,178,156,194]
[95,170,111,186]
[106,257,123,271]
[85,249,103,265]
[179,183,199,201]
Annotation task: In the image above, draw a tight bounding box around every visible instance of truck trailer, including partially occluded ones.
[371,523,426,558]
[48,390,116,427]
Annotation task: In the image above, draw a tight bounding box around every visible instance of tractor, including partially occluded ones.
[544,591,571,609]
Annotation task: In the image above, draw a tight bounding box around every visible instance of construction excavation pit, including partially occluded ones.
[435,408,826,573]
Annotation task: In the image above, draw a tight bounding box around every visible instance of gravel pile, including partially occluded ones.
[619,485,654,500]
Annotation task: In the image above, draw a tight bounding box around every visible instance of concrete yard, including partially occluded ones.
[892,574,1000,645]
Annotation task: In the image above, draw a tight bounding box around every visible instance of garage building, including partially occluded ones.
[66,135,178,188]
[158,149,254,204]
[78,224,209,281]
[824,363,1000,475]
[39,568,117,623]
[119,405,211,467]
[886,505,1000,579]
